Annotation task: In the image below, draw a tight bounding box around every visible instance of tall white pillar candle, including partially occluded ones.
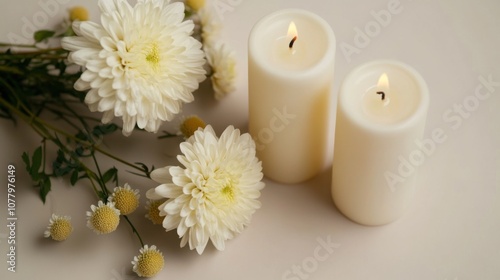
[248,9,336,184]
[332,60,429,226]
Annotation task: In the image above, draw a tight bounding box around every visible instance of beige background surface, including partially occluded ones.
[0,0,499,279]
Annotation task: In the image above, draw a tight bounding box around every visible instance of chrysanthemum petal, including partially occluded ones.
[163,213,181,231]
[150,166,172,183]
[155,184,183,198]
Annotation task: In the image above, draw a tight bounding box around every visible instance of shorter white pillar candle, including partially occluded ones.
[248,9,336,184]
[332,60,429,226]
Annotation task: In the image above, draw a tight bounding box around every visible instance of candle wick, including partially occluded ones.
[289,36,297,49]
[376,91,386,101]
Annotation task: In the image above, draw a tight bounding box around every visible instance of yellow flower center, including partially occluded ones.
[90,205,120,234]
[112,189,139,215]
[180,116,206,138]
[50,219,73,241]
[221,185,235,202]
[145,43,160,69]
[126,40,164,80]
[207,171,239,208]
[69,6,89,21]
[136,250,164,277]
[147,200,166,225]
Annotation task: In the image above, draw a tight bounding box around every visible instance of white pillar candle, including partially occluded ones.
[248,9,336,184]
[332,60,429,226]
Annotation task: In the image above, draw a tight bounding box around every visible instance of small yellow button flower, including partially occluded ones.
[108,183,140,215]
[44,214,73,241]
[69,6,89,21]
[132,245,165,277]
[86,201,120,234]
[180,115,206,138]
[145,199,166,225]
[186,0,205,12]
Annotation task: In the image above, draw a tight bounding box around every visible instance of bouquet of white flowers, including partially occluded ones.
[0,0,263,277]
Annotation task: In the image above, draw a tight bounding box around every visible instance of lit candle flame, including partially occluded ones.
[376,73,389,101]
[288,21,298,49]
[288,21,298,38]
[377,73,389,88]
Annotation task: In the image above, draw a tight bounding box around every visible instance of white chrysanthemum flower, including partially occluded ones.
[146,125,265,254]
[132,245,164,277]
[108,183,140,215]
[62,0,206,136]
[44,214,73,241]
[205,43,236,100]
[86,201,121,234]
[198,8,221,44]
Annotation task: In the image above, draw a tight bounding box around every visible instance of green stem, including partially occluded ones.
[0,46,65,54]
[44,105,102,123]
[0,96,146,175]
[123,215,144,247]
[83,169,102,200]
[91,152,109,196]
[59,98,93,136]
[71,153,100,199]
[0,54,67,60]
[0,65,23,75]
[94,146,146,174]
[46,109,82,131]
[0,43,36,48]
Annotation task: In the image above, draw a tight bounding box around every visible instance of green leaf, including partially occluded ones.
[30,146,43,176]
[22,152,30,173]
[70,170,79,186]
[75,131,88,141]
[92,123,118,137]
[52,160,62,176]
[52,150,69,176]
[39,175,51,204]
[78,173,89,181]
[135,162,149,172]
[32,172,41,182]
[34,30,55,43]
[102,167,117,184]
[97,191,107,201]
[75,146,85,156]
[128,162,154,178]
